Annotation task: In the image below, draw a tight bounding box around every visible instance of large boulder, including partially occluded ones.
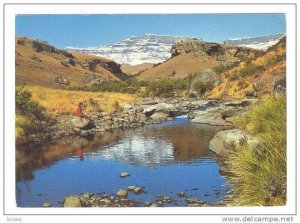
[150,112,169,122]
[209,129,259,156]
[71,117,92,129]
[191,108,232,126]
[64,196,82,207]
[143,102,175,117]
[272,74,286,96]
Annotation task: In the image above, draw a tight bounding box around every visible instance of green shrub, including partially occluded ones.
[265,54,286,67]
[77,75,195,98]
[213,64,228,74]
[229,95,286,206]
[229,64,265,81]
[193,80,214,96]
[238,64,265,78]
[16,115,34,139]
[15,87,48,141]
[16,87,45,119]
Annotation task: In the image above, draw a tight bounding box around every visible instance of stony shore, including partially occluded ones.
[43,179,233,208]
[19,97,257,146]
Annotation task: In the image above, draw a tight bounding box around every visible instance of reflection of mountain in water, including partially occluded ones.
[16,118,230,182]
[92,118,230,167]
[96,136,174,166]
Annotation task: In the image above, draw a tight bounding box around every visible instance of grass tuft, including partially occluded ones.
[228,95,286,206]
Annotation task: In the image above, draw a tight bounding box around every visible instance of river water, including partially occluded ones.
[16,116,231,207]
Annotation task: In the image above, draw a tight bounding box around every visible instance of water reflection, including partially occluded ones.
[16,117,231,207]
[16,117,228,181]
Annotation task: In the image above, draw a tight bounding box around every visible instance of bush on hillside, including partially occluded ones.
[192,80,214,96]
[229,63,265,81]
[78,75,195,98]
[16,87,45,120]
[16,87,48,141]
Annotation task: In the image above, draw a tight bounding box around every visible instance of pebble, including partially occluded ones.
[43,202,52,207]
[128,186,136,191]
[120,172,130,178]
[133,187,143,194]
[116,189,128,197]
[177,192,186,197]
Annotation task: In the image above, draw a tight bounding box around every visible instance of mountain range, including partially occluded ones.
[224,33,285,51]
[66,34,192,65]
[66,33,284,65]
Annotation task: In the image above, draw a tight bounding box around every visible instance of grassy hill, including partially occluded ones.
[137,53,220,80]
[137,39,260,81]
[121,63,154,76]
[16,37,125,88]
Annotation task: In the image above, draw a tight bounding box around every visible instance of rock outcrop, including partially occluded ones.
[209,129,260,156]
[171,39,260,60]
[171,40,225,59]
[17,37,74,58]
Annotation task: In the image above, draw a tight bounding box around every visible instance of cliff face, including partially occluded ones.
[17,38,74,58]
[171,40,225,59]
[171,39,260,60]
[16,37,126,88]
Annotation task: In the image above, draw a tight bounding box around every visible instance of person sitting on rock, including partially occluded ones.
[75,102,85,119]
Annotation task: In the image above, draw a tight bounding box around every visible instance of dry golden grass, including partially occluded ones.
[26,86,140,115]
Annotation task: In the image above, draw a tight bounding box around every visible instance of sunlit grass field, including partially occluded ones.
[26,86,141,115]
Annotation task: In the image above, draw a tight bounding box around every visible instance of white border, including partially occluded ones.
[3,2,297,216]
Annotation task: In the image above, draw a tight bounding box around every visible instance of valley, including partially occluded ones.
[15,31,287,208]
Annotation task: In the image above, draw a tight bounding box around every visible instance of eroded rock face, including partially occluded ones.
[171,39,260,60]
[209,129,260,156]
[16,38,74,58]
[171,40,225,58]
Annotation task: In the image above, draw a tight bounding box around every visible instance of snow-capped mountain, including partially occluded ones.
[66,34,191,65]
[224,33,285,51]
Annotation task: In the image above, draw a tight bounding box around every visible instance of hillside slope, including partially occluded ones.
[16,37,125,88]
[206,37,286,99]
[121,63,154,76]
[138,39,260,81]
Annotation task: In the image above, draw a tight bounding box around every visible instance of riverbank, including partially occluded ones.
[207,95,286,206]
[16,96,256,146]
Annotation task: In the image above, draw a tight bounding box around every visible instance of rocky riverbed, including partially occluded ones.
[44,187,231,208]
[19,97,258,145]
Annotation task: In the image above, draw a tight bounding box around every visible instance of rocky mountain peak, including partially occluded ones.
[66,34,192,65]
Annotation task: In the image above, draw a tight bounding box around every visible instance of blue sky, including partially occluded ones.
[16,14,286,49]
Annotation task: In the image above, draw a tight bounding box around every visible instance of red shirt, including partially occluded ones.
[75,106,84,117]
